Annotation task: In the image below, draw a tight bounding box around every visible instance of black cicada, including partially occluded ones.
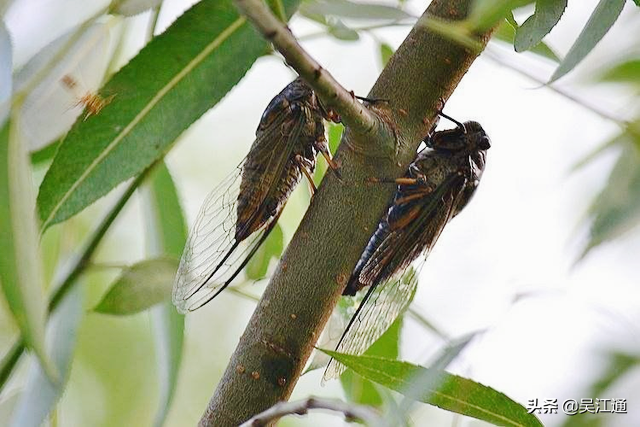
[173,77,340,313]
[324,117,490,379]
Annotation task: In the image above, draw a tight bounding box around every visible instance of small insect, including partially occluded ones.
[324,115,490,380]
[173,77,341,313]
[60,75,114,120]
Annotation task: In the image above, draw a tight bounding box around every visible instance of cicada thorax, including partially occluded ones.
[235,81,326,242]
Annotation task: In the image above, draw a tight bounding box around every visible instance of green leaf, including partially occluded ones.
[514,0,567,52]
[144,162,186,427]
[0,392,19,426]
[150,303,184,427]
[591,352,639,396]
[146,163,188,258]
[314,122,343,186]
[0,19,10,120]
[245,224,284,280]
[633,0,640,6]
[9,286,82,427]
[36,0,300,231]
[493,18,559,62]
[300,0,412,20]
[322,351,543,427]
[29,139,60,166]
[598,58,640,85]
[341,318,402,407]
[327,20,360,41]
[15,23,112,152]
[93,257,179,315]
[582,137,640,257]
[549,0,625,83]
[379,42,394,67]
[109,0,162,16]
[467,0,535,31]
[0,119,56,381]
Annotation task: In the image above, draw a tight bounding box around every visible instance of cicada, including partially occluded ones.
[324,117,490,380]
[173,78,340,313]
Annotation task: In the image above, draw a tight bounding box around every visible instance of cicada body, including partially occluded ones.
[173,78,338,313]
[324,120,490,380]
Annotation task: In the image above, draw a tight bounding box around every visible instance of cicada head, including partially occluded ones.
[427,120,490,153]
[463,121,491,151]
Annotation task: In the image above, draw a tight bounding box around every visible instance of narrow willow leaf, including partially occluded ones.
[109,0,162,16]
[379,42,394,67]
[30,139,61,166]
[150,303,183,427]
[0,120,56,381]
[37,0,300,231]
[549,0,625,83]
[301,0,412,20]
[245,224,284,280]
[341,318,402,407]
[0,19,11,122]
[0,1,16,15]
[493,18,559,62]
[145,162,186,427]
[582,139,640,257]
[327,20,360,41]
[514,0,567,52]
[322,351,543,427]
[398,332,480,412]
[634,0,640,6]
[15,23,114,151]
[467,0,535,31]
[591,353,639,396]
[0,392,19,426]
[9,287,82,427]
[146,162,188,258]
[93,258,179,315]
[598,59,640,85]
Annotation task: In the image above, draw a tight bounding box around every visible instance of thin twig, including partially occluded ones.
[238,397,387,427]
[233,0,377,135]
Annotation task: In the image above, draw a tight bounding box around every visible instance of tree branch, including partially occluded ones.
[234,0,378,135]
[239,397,385,427]
[200,1,494,425]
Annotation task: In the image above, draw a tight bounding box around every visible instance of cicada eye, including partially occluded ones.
[479,135,491,150]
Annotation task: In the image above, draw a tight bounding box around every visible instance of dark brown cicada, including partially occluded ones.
[324,118,490,380]
[173,78,339,313]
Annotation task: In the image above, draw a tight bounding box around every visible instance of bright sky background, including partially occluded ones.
[3,0,640,426]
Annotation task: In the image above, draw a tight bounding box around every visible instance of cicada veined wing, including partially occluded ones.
[172,161,281,313]
[323,266,420,381]
[173,78,337,313]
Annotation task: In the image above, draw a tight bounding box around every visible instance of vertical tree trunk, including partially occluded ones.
[200,1,494,425]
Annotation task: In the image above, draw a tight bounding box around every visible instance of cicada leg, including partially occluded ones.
[295,154,317,196]
[314,137,342,180]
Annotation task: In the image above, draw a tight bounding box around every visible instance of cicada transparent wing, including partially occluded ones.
[172,161,283,313]
[173,87,318,313]
[323,266,420,381]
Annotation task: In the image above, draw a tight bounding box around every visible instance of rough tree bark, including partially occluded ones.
[200,1,494,425]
